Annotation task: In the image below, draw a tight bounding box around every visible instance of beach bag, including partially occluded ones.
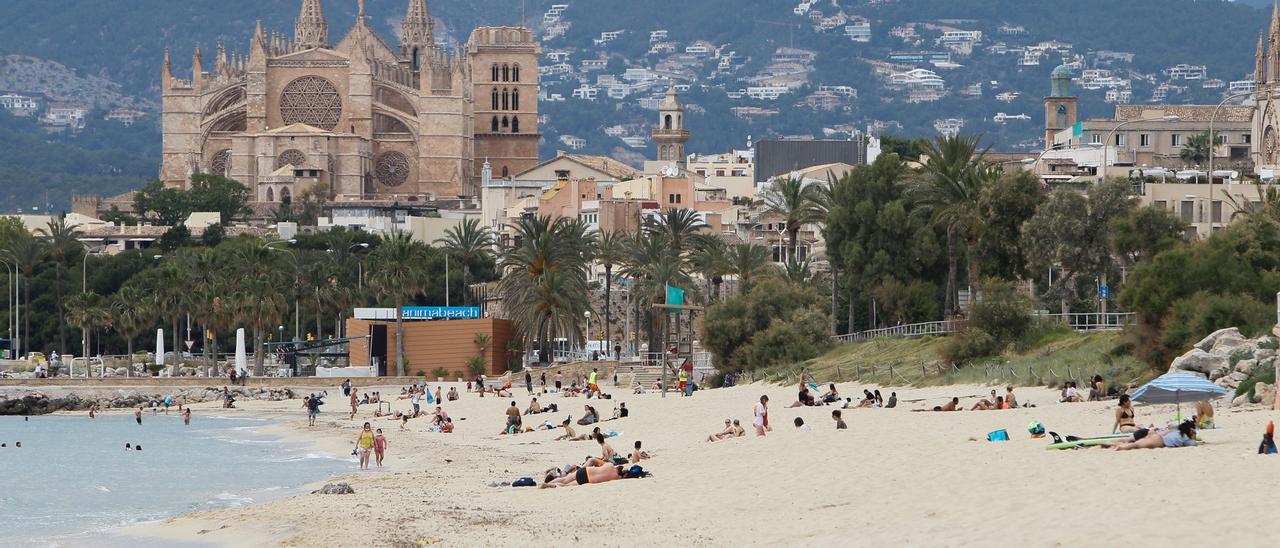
[512,477,536,487]
[987,429,1009,442]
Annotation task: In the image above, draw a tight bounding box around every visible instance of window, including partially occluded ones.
[1214,133,1226,145]
[1244,133,1253,144]
[512,64,520,82]
[501,166,509,177]
[716,170,726,176]
[491,64,499,82]
[1154,200,1167,210]
[491,116,499,132]
[1180,200,1193,222]
[512,89,519,110]
[501,116,509,129]
[267,187,274,202]
[555,170,571,179]
[1171,134,1181,147]
[1090,133,1101,144]
[1212,200,1222,223]
[511,116,519,133]
[491,88,499,110]
[1114,134,1124,146]
[502,64,510,82]
[668,193,675,203]
[1140,133,1150,147]
[502,89,509,110]
[696,170,706,176]
[675,194,681,203]
[664,114,673,130]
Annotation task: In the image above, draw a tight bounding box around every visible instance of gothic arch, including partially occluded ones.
[491,116,499,132]
[203,86,246,117]
[502,88,509,110]
[502,64,510,82]
[374,112,411,134]
[664,114,673,130]
[501,166,509,177]
[501,116,509,129]
[491,87,499,110]
[512,89,519,110]
[491,63,500,82]
[280,186,292,204]
[512,64,520,82]
[374,86,417,116]
[205,109,246,134]
[277,149,307,169]
[511,116,520,133]
[266,186,275,202]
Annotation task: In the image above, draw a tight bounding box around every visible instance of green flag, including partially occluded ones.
[665,284,685,307]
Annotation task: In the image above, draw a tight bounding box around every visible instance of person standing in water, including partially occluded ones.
[183,408,192,426]
[355,422,375,470]
[134,407,143,426]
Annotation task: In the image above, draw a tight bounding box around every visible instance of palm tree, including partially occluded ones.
[595,230,628,342]
[688,235,730,303]
[367,231,431,376]
[761,177,827,260]
[1180,131,1213,168]
[783,256,814,286]
[644,208,707,253]
[112,285,150,376]
[39,216,83,355]
[727,243,770,294]
[5,233,47,355]
[230,242,290,374]
[914,134,989,316]
[499,215,592,366]
[65,291,105,373]
[619,230,693,358]
[435,218,495,307]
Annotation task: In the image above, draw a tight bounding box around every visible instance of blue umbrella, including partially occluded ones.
[1131,372,1229,417]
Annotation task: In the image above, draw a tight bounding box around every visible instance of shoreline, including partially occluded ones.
[21,380,1279,546]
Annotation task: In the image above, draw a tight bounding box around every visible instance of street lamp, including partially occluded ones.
[0,259,12,358]
[584,310,592,355]
[349,242,370,291]
[1098,115,1179,182]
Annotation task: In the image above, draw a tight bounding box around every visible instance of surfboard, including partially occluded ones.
[1045,434,1130,450]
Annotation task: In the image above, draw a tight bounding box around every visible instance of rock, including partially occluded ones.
[1256,382,1276,406]
[1209,367,1228,381]
[1169,348,1227,375]
[1209,332,1251,356]
[1195,327,1243,351]
[1235,359,1258,376]
[312,483,355,495]
[1232,394,1249,407]
[1255,348,1276,361]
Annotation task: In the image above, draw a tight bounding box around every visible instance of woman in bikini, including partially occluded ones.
[706,419,734,442]
[1113,394,1139,433]
[1110,421,1197,450]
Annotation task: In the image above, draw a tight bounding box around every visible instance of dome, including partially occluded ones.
[1051,64,1074,79]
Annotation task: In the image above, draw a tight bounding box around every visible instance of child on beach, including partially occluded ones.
[374,429,387,466]
[832,409,847,430]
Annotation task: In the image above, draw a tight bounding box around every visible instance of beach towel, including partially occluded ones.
[986,429,1009,442]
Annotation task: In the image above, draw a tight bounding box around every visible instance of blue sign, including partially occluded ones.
[401,306,481,320]
[1099,286,1110,300]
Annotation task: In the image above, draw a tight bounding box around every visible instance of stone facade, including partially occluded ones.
[160,0,539,204]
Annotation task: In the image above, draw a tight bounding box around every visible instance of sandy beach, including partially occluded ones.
[110,379,1277,547]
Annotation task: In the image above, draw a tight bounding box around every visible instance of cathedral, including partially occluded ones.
[1256,7,1280,170]
[160,0,540,203]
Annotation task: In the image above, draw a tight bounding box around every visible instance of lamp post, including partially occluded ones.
[349,242,369,291]
[0,259,11,359]
[584,310,591,355]
[1099,115,1179,183]
[266,239,300,340]
[1208,90,1258,230]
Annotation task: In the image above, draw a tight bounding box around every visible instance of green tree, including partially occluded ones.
[595,230,629,340]
[435,217,495,307]
[761,177,827,259]
[1110,205,1186,266]
[1022,179,1134,313]
[367,231,431,375]
[1179,131,1213,167]
[38,216,83,355]
[644,208,706,253]
[977,170,1045,280]
[727,242,771,294]
[187,173,251,224]
[111,284,150,375]
[499,216,592,365]
[158,224,191,251]
[133,179,190,226]
[702,276,830,372]
[200,223,226,247]
[913,135,990,315]
[688,235,730,303]
[65,291,105,367]
[4,233,48,353]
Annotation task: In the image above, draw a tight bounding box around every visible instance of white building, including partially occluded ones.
[844,17,871,42]
[0,93,38,116]
[1164,64,1207,80]
[559,135,587,149]
[42,104,87,130]
[888,68,945,89]
[746,86,791,100]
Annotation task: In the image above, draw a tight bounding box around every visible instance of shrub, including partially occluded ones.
[1229,349,1255,368]
[1259,337,1279,350]
[703,277,828,372]
[734,306,832,371]
[969,279,1033,344]
[941,328,999,364]
[415,370,426,376]
[1235,363,1276,400]
[1161,292,1273,361]
[431,366,449,379]
[466,355,486,376]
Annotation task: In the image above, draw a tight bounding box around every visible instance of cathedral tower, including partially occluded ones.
[401,0,433,70]
[295,0,329,49]
[652,84,690,168]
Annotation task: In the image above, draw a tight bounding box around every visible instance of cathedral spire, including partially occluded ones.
[1259,34,1269,86]
[1272,0,1280,43]
[295,0,329,49]
[401,0,433,66]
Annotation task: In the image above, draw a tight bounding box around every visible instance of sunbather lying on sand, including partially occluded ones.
[913,397,961,412]
[540,464,645,488]
[1108,421,1198,450]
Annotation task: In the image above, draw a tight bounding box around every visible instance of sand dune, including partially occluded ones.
[122,380,1277,547]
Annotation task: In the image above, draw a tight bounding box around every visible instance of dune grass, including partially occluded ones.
[762,331,1157,389]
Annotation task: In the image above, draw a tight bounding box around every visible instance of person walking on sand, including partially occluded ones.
[349,389,359,420]
[183,408,192,426]
[305,393,323,426]
[526,371,534,394]
[753,395,770,436]
[135,407,143,426]
[540,371,547,388]
[373,428,387,467]
[555,372,563,392]
[356,422,375,470]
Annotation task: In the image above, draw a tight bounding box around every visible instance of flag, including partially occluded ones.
[665,284,685,307]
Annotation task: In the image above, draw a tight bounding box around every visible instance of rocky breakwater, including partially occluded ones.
[0,386,297,415]
[1167,327,1277,407]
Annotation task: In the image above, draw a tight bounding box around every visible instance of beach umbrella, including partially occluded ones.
[1131,371,1229,418]
[235,328,248,375]
[156,328,165,366]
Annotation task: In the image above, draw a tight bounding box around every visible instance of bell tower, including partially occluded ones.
[295,0,329,49]
[1043,64,1077,150]
[652,84,690,168]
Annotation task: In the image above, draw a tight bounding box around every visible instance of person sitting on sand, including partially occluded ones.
[970,395,998,411]
[793,417,811,432]
[858,390,876,408]
[873,390,884,407]
[754,395,770,436]
[577,405,600,425]
[585,432,617,466]
[447,387,459,401]
[706,419,735,442]
[1061,382,1083,403]
[1088,375,1106,401]
[730,419,745,437]
[629,440,651,464]
[1112,395,1140,433]
[541,463,642,488]
[832,409,847,430]
[526,398,543,415]
[555,419,591,441]
[1110,421,1197,450]
[821,383,840,404]
[789,386,818,408]
[1194,400,1215,429]
[1005,386,1018,408]
[885,392,898,409]
[505,401,522,433]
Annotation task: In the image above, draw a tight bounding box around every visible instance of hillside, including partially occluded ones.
[760,331,1155,389]
[0,0,1270,210]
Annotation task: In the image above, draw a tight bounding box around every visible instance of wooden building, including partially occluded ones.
[345,317,514,377]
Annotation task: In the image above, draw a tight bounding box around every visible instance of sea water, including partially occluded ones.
[0,413,347,546]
